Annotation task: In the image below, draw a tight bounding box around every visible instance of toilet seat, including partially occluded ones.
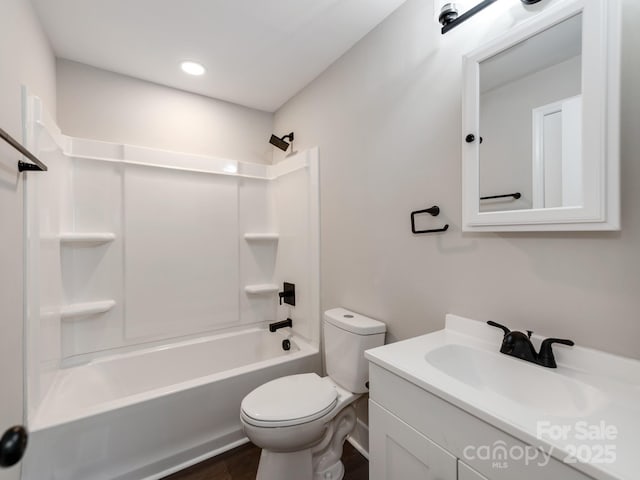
[241,373,338,428]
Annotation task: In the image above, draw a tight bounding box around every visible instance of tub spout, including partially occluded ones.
[269,318,292,332]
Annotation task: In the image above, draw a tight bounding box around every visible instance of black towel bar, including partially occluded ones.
[0,127,47,172]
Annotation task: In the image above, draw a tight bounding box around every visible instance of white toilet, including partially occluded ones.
[240,308,386,480]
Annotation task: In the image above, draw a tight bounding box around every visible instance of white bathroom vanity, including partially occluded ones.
[365,315,639,480]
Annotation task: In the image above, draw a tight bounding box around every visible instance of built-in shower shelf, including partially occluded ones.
[243,233,279,242]
[244,284,279,295]
[61,300,116,320]
[60,233,115,245]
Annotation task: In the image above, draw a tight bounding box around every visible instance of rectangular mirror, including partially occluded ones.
[462,0,620,231]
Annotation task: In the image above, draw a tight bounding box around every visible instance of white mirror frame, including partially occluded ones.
[462,0,621,232]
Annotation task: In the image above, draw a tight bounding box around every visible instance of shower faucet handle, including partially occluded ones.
[278,282,296,306]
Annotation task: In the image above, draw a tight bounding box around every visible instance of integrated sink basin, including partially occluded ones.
[425,343,607,418]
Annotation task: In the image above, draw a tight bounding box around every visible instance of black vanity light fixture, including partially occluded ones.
[439,0,542,34]
[269,132,294,152]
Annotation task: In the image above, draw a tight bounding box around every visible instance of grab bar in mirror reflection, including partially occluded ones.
[480,192,521,201]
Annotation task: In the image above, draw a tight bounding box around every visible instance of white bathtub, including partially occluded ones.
[22,328,320,480]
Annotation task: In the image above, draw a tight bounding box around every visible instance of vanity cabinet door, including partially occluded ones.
[369,400,457,480]
[458,461,489,480]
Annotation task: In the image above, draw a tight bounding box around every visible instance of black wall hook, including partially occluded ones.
[411,205,449,234]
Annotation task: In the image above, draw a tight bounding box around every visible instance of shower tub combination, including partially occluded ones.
[21,98,322,479]
[23,328,320,480]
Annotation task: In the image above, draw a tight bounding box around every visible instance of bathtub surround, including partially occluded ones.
[25,97,319,357]
[56,59,274,164]
[273,0,640,360]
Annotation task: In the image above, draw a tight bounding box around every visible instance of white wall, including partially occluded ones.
[56,59,274,164]
[0,0,56,478]
[273,0,640,360]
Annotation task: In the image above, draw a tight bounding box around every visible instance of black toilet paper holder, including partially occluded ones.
[410,205,449,234]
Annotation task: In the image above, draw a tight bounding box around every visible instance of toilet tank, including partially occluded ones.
[323,308,386,394]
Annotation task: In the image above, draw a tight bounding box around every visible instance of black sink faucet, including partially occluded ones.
[487,321,574,368]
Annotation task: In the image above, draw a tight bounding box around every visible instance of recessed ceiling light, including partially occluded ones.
[180,61,206,76]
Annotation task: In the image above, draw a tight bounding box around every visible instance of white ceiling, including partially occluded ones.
[30,0,407,112]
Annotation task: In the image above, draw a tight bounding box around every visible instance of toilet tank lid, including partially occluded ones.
[324,308,386,335]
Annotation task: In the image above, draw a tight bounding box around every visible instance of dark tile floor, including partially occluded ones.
[164,441,368,480]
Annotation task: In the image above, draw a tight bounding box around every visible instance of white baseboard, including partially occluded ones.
[347,418,369,460]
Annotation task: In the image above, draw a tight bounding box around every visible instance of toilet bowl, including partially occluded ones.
[240,308,386,480]
[241,374,359,480]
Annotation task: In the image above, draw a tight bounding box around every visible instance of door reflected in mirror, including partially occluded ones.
[478,13,582,213]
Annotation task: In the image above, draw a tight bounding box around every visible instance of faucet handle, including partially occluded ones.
[278,282,296,306]
[541,338,575,348]
[538,338,575,368]
[487,321,510,336]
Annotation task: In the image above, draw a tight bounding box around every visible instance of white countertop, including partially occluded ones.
[365,314,640,480]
